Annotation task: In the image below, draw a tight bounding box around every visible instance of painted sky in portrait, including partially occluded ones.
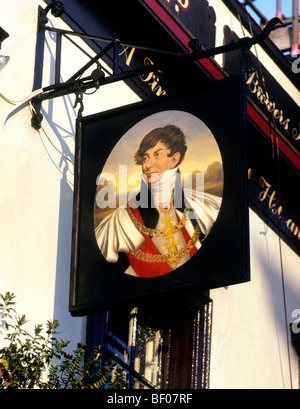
[97,110,223,193]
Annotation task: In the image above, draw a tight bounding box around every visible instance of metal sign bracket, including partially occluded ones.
[31,1,281,129]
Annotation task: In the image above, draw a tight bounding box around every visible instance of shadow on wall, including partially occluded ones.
[53,163,83,345]
[255,222,299,388]
[176,0,217,50]
[39,96,85,346]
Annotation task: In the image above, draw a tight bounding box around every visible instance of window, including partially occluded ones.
[86,292,212,389]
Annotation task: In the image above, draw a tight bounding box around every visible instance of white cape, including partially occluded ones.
[95,187,222,264]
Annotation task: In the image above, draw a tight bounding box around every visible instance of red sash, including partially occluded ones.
[126,206,198,278]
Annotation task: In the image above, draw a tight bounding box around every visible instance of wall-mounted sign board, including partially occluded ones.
[70,76,249,316]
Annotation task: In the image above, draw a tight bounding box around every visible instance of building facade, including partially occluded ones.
[0,0,299,389]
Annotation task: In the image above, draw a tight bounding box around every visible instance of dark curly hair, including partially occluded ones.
[134,124,187,166]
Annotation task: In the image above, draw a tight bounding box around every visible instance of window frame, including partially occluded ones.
[86,292,212,389]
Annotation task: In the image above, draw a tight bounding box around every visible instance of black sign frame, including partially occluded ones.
[70,76,249,316]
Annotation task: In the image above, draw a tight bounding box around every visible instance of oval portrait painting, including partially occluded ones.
[94,110,224,278]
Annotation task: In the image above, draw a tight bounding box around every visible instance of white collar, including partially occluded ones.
[140,167,179,207]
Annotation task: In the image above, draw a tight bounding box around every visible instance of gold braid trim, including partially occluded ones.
[129,227,200,269]
[127,206,190,237]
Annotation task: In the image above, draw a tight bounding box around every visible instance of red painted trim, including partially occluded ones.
[246,102,270,136]
[200,58,225,80]
[247,103,300,170]
[144,0,191,46]
[142,0,300,171]
[143,0,226,80]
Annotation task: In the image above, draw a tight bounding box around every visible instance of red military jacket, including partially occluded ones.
[126,205,198,278]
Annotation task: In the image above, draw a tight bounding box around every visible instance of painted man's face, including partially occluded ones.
[141,141,180,184]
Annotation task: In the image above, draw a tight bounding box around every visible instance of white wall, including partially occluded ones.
[210,209,300,389]
[0,0,140,350]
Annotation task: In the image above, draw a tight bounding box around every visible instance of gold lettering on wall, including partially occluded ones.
[249,168,299,241]
[246,71,291,132]
[162,0,190,14]
[119,47,136,67]
[286,219,300,240]
[259,176,283,218]
[140,58,167,96]
[119,46,167,97]
[246,71,300,145]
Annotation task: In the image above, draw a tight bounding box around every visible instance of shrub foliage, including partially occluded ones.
[0,292,126,389]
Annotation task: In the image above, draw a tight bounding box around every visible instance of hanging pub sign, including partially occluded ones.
[69,76,249,316]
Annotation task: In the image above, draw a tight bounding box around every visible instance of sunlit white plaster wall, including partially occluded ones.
[0,0,140,350]
[210,209,300,389]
